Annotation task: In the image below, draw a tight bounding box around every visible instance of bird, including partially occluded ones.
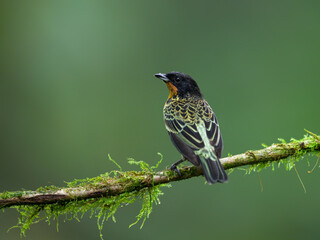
[155,71,228,184]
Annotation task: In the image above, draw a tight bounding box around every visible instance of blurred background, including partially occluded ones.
[1,0,320,239]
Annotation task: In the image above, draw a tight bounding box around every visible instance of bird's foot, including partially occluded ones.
[169,164,181,176]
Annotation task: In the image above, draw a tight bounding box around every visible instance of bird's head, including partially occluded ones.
[155,71,202,99]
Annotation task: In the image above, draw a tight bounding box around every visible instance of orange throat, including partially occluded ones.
[166,82,178,98]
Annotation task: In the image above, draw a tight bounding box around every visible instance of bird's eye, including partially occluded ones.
[175,77,181,82]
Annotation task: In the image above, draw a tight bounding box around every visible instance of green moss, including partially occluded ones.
[164,168,176,180]
[36,185,60,193]
[0,191,27,199]
[1,132,319,239]
[241,133,319,175]
[3,153,166,240]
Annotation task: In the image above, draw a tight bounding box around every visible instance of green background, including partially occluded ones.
[1,1,319,239]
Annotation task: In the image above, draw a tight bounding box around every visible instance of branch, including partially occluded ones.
[1,133,319,208]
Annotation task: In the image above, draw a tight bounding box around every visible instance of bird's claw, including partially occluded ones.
[169,164,181,176]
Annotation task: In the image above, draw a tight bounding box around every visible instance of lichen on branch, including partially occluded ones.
[0,132,319,239]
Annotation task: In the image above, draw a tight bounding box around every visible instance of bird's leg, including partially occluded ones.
[169,157,186,176]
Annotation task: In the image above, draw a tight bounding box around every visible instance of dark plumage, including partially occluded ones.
[155,71,228,184]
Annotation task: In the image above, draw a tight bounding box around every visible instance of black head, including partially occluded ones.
[154,71,202,98]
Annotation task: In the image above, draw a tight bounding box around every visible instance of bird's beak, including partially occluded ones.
[154,73,169,82]
[155,72,178,98]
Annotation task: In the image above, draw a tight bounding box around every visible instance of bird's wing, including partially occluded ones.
[165,117,204,149]
[202,103,223,158]
[164,99,223,160]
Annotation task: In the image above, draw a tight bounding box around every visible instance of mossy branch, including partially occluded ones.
[1,134,320,207]
[0,132,319,238]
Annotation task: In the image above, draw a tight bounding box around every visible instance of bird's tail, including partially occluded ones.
[198,152,228,184]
